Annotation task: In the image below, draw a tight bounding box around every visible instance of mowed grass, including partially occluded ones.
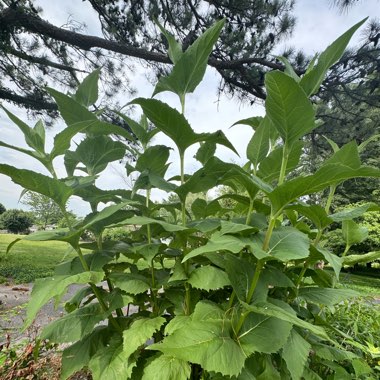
[0,234,76,284]
[339,271,380,295]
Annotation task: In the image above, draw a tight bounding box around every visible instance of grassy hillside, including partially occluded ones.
[0,234,76,283]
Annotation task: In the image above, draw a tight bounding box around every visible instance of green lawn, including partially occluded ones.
[0,233,76,284]
[340,271,380,295]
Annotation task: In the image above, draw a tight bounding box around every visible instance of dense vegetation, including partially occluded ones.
[0,19,379,380]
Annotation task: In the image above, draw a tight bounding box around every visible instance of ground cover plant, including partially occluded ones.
[0,234,76,283]
[1,18,380,380]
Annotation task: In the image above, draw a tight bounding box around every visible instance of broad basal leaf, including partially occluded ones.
[265,71,315,146]
[153,19,225,99]
[142,354,191,380]
[0,164,73,208]
[24,271,104,328]
[282,330,311,380]
[188,265,230,291]
[238,312,292,355]
[149,320,246,377]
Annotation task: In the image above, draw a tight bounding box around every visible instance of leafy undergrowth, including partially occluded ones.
[0,234,76,283]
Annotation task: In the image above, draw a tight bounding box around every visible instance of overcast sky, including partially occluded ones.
[0,0,379,216]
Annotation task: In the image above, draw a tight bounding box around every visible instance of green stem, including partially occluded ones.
[342,245,351,258]
[180,152,186,226]
[278,144,289,186]
[245,198,254,225]
[325,184,337,214]
[262,217,276,251]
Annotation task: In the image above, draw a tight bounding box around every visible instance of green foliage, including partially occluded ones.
[0,202,5,215]
[0,20,378,379]
[0,209,33,234]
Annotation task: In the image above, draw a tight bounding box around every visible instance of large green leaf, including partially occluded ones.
[142,354,191,380]
[330,202,379,222]
[61,326,109,379]
[287,204,332,230]
[130,98,196,154]
[153,19,225,99]
[0,164,73,208]
[74,68,100,107]
[24,271,104,328]
[342,220,368,248]
[242,301,330,340]
[123,317,166,358]
[149,320,246,377]
[251,227,310,262]
[64,135,126,176]
[89,336,136,380]
[188,265,230,291]
[194,141,216,165]
[41,303,106,343]
[238,312,292,355]
[300,19,366,96]
[282,330,311,380]
[265,71,315,146]
[269,164,380,215]
[298,287,359,306]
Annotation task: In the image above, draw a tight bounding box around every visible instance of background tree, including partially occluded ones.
[0,202,5,215]
[0,0,378,123]
[21,191,64,229]
[0,209,33,233]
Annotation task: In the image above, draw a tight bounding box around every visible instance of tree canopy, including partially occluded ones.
[0,0,378,122]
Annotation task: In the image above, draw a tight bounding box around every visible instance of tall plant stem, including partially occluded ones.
[180,152,186,226]
[75,246,121,331]
[325,184,337,213]
[245,198,254,225]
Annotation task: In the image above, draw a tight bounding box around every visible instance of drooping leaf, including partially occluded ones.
[300,19,366,96]
[41,303,107,343]
[298,287,359,306]
[282,330,311,380]
[74,68,100,107]
[188,265,230,291]
[24,271,104,328]
[265,71,315,146]
[242,301,330,341]
[153,19,225,99]
[310,246,343,279]
[149,320,246,377]
[142,354,191,380]
[0,164,73,208]
[343,251,380,266]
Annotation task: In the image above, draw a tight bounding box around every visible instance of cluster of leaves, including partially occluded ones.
[1,18,380,380]
[0,209,34,233]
